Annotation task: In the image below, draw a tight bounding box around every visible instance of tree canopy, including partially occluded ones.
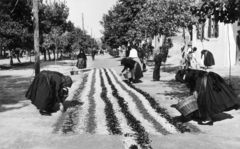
[100,0,196,48]
[0,0,96,62]
[191,0,240,24]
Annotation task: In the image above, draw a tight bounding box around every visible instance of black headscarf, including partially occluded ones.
[63,76,73,88]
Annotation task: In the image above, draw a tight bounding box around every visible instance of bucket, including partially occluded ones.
[175,96,198,117]
[70,69,78,75]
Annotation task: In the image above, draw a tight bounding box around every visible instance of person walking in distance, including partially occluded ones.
[91,48,96,60]
[152,47,163,81]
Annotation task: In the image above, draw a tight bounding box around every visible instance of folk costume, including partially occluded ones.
[201,50,215,67]
[121,58,143,83]
[25,71,73,116]
[76,50,87,69]
[128,47,143,70]
[175,69,240,121]
[153,51,163,81]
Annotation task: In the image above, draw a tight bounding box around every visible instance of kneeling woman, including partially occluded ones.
[120,58,143,83]
[25,70,73,116]
[176,69,240,123]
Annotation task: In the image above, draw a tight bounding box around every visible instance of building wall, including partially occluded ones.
[192,19,239,67]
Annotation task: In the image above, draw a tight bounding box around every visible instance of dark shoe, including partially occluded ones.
[132,80,137,83]
[39,110,52,116]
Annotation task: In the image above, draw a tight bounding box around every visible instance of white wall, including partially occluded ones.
[192,19,239,67]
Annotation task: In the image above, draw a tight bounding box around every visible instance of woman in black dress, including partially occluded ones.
[120,58,143,83]
[175,69,240,123]
[201,49,215,68]
[76,49,87,69]
[25,71,73,116]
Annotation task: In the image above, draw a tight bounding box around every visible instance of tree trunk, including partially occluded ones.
[9,50,13,65]
[183,28,186,44]
[10,57,13,65]
[53,50,56,60]
[33,0,40,75]
[60,51,63,60]
[4,48,6,58]
[47,49,51,60]
[16,53,21,63]
[43,48,47,61]
[56,49,58,60]
[0,46,2,58]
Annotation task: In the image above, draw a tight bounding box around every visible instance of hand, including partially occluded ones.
[59,103,64,112]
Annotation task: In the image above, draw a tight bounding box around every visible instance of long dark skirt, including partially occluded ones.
[25,73,55,111]
[153,65,161,80]
[76,58,86,69]
[131,62,143,81]
[204,51,215,66]
[197,72,240,118]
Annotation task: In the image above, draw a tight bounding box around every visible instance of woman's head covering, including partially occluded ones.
[121,58,129,66]
[63,76,73,87]
[175,69,188,83]
[80,48,84,53]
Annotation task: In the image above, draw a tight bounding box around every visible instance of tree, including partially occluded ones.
[41,0,70,61]
[101,0,147,48]
[101,0,196,49]
[0,0,33,64]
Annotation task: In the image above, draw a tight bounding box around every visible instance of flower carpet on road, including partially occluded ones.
[54,68,193,149]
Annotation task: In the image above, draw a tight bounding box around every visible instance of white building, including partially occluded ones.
[192,18,240,67]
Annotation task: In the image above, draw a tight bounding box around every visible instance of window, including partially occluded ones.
[197,23,205,40]
[208,17,219,38]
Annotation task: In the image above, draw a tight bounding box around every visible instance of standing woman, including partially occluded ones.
[76,49,87,69]
[201,49,215,69]
[128,43,143,71]
[25,71,73,116]
[120,58,143,83]
[152,47,163,81]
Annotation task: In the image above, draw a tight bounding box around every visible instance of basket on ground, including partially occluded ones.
[70,70,79,75]
[175,96,198,117]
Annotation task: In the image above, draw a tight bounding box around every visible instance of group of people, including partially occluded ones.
[176,68,240,124]
[176,42,240,124]
[180,42,215,70]
[120,39,172,83]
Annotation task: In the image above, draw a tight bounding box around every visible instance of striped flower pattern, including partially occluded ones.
[54,68,191,149]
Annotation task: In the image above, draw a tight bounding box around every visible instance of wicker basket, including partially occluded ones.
[175,96,198,117]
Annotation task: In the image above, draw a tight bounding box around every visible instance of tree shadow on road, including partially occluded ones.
[161,79,190,99]
[0,75,31,113]
[0,62,34,70]
[222,75,240,95]
[162,65,180,74]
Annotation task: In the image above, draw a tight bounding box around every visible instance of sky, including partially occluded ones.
[65,0,118,39]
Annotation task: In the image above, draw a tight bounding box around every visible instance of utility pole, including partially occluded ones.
[82,13,85,34]
[33,0,40,75]
[91,28,92,48]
